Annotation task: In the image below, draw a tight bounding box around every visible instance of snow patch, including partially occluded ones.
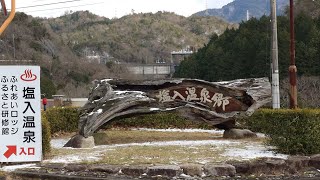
[51,138,69,148]
[223,145,288,160]
[131,128,224,135]
[97,109,103,114]
[150,108,160,111]
[114,91,145,95]
[0,164,38,172]
[101,79,112,82]
[95,140,237,149]
[44,155,101,163]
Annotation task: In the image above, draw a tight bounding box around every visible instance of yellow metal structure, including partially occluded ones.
[0,0,15,36]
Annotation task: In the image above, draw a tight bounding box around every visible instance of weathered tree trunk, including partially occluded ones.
[77,78,271,138]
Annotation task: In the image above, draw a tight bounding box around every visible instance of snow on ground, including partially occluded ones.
[51,138,69,149]
[131,128,225,134]
[1,129,287,171]
[0,164,39,172]
[44,154,101,164]
[223,145,288,160]
[46,129,286,164]
[95,139,238,149]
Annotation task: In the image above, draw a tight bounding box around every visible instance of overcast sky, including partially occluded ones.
[5,0,234,18]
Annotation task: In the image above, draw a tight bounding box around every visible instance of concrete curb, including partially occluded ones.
[3,155,320,179]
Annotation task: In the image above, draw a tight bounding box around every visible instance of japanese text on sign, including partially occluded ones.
[156,87,231,111]
[0,66,41,162]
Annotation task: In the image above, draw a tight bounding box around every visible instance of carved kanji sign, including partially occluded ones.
[76,78,271,138]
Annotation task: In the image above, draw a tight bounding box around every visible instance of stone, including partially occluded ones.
[63,135,95,148]
[265,158,287,175]
[40,163,67,170]
[65,164,87,172]
[147,165,182,177]
[248,160,268,175]
[229,162,250,174]
[286,156,310,173]
[121,166,148,177]
[223,129,257,139]
[180,164,203,177]
[309,154,320,169]
[204,164,236,177]
[88,164,120,174]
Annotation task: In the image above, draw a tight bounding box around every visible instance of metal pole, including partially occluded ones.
[0,0,15,36]
[289,0,298,109]
[271,0,280,109]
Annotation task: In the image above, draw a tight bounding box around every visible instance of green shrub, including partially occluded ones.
[244,109,320,155]
[44,107,80,134]
[42,113,51,158]
[105,112,213,129]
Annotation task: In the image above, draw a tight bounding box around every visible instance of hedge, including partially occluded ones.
[44,107,80,134]
[41,107,320,156]
[244,109,320,155]
[105,112,212,129]
[41,113,51,158]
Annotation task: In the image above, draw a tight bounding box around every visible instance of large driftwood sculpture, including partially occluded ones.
[78,78,271,138]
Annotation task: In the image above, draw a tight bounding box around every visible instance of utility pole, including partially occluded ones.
[271,0,280,109]
[289,0,298,109]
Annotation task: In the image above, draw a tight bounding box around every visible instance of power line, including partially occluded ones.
[24,2,104,13]
[11,0,83,10]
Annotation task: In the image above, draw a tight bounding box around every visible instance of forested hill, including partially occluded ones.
[44,11,237,64]
[193,0,288,23]
[0,11,236,97]
[174,13,320,82]
[295,0,320,18]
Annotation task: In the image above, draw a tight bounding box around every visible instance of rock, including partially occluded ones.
[229,161,250,174]
[204,164,236,177]
[63,135,95,148]
[223,129,257,139]
[247,160,268,175]
[286,156,310,173]
[40,163,67,170]
[121,166,148,177]
[147,165,182,177]
[180,164,203,177]
[265,158,287,175]
[88,164,120,174]
[65,164,87,172]
[309,154,320,169]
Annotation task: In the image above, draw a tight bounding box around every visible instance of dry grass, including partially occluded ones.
[50,129,267,165]
[97,145,228,165]
[93,129,223,145]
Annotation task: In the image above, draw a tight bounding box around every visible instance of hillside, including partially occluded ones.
[295,0,320,18]
[193,0,288,23]
[0,13,118,97]
[44,11,237,64]
[0,11,235,97]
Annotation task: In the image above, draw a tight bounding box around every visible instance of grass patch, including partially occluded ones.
[93,129,223,145]
[50,129,267,165]
[97,145,227,165]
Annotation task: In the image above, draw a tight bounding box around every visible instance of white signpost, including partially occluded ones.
[0,66,42,162]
